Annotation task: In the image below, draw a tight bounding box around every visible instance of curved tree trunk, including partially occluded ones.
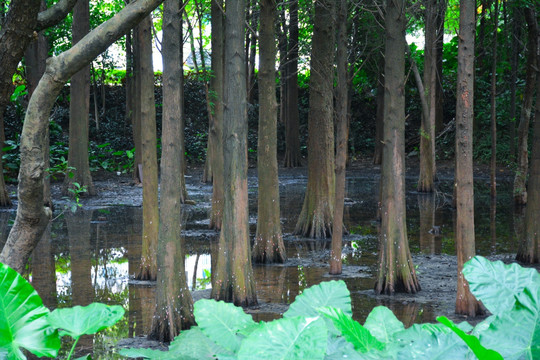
[513,7,538,206]
[374,0,420,295]
[253,0,286,264]
[454,0,483,316]
[136,15,159,281]
[211,0,258,306]
[63,0,95,196]
[0,0,165,274]
[294,0,335,239]
[149,0,195,341]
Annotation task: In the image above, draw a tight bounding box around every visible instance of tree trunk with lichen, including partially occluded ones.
[211,0,257,306]
[294,0,335,239]
[253,0,285,264]
[0,0,165,274]
[374,0,420,295]
[149,0,195,340]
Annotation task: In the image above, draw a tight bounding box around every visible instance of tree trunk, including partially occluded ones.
[513,7,538,206]
[253,0,286,264]
[373,56,384,165]
[283,0,301,168]
[149,0,195,341]
[294,0,335,239]
[209,0,224,230]
[454,0,483,316]
[211,0,258,306]
[489,0,499,199]
[63,0,95,196]
[135,15,159,281]
[0,0,165,274]
[508,8,521,161]
[374,0,420,295]
[330,0,348,275]
[132,26,143,184]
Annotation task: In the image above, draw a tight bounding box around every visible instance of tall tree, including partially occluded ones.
[373,56,385,165]
[454,0,483,316]
[253,0,286,264]
[329,0,349,275]
[63,0,95,196]
[489,0,499,198]
[149,0,195,341]
[0,0,165,274]
[374,0,420,295]
[208,0,225,230]
[513,7,538,205]
[135,14,159,281]
[508,7,521,161]
[211,0,257,306]
[294,0,336,238]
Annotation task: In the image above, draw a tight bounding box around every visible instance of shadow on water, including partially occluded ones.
[3,173,522,357]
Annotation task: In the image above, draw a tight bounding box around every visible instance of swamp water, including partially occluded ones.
[2,169,522,358]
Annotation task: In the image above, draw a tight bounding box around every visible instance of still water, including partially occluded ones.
[2,171,521,358]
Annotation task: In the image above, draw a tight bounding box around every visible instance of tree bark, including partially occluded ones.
[211,0,258,306]
[150,0,195,341]
[0,0,165,274]
[209,0,225,230]
[513,7,538,206]
[253,0,286,264]
[454,0,483,316]
[63,0,95,196]
[373,56,384,165]
[135,15,159,281]
[374,0,420,295]
[294,0,336,239]
[330,0,348,275]
[508,8,521,161]
[489,0,499,199]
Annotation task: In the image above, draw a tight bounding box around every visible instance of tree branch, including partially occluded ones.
[36,0,79,31]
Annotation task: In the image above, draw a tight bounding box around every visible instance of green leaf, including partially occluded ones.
[0,262,60,359]
[364,306,405,343]
[318,307,384,353]
[437,316,503,360]
[237,316,327,360]
[47,303,124,339]
[325,335,364,360]
[168,327,231,359]
[463,256,540,315]
[284,280,351,318]
[194,299,255,353]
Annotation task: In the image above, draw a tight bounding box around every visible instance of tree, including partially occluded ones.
[211,0,258,306]
[0,0,165,274]
[329,0,348,275]
[454,0,483,316]
[513,7,538,205]
[489,0,499,198]
[135,14,159,281]
[253,0,286,264]
[294,0,336,239]
[149,0,195,341]
[63,0,96,196]
[374,0,420,295]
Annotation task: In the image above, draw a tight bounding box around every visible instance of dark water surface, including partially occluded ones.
[5,171,522,358]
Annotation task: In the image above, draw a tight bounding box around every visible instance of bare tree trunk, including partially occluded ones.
[508,8,521,161]
[454,0,483,316]
[209,0,224,230]
[253,0,286,264]
[132,26,143,184]
[514,7,538,206]
[211,0,258,306]
[136,15,159,281]
[294,0,336,239]
[150,0,195,340]
[63,0,95,196]
[374,0,419,295]
[330,0,348,275]
[489,0,499,199]
[373,56,384,165]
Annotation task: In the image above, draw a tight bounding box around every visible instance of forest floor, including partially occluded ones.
[13,158,529,349]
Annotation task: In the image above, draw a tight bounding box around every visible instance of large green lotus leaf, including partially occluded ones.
[478,286,540,360]
[437,316,503,360]
[318,307,384,353]
[363,306,404,343]
[325,335,364,360]
[194,299,255,353]
[284,280,352,318]
[237,316,327,360]
[168,326,232,359]
[463,256,540,315]
[47,303,125,338]
[0,262,60,359]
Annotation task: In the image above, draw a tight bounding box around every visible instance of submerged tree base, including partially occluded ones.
[374,274,421,295]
